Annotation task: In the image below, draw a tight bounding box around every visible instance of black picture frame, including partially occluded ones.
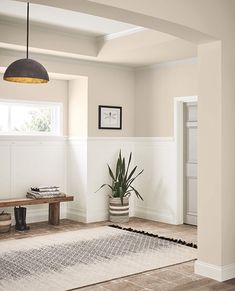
[98,105,122,130]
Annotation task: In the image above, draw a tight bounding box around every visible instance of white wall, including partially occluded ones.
[135,59,198,137]
[0,136,67,223]
[0,135,175,225]
[134,137,177,224]
[132,61,197,224]
[67,137,136,223]
[66,136,177,224]
[68,77,88,137]
[86,138,135,222]
[88,67,135,137]
[67,138,88,223]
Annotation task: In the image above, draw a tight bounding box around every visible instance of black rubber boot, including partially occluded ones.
[14,207,25,231]
[21,207,30,231]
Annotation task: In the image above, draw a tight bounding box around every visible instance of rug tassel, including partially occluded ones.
[109,224,197,249]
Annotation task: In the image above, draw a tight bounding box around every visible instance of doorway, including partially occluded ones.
[183,102,198,225]
[174,96,197,225]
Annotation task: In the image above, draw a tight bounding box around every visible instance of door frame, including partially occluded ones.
[174,96,198,224]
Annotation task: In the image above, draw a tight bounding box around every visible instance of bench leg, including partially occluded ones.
[49,202,60,225]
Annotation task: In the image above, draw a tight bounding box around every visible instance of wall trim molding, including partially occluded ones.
[136,57,198,71]
[0,135,174,144]
[195,260,235,282]
[0,135,67,142]
[67,207,87,223]
[68,136,174,142]
[0,46,135,73]
[174,95,198,105]
[87,210,108,224]
[103,27,146,41]
[135,206,177,225]
[130,137,174,142]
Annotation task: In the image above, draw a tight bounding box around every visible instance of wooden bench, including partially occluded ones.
[0,196,74,225]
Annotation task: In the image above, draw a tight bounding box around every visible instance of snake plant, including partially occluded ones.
[96,151,144,204]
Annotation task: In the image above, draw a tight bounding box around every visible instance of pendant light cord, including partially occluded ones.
[26,2,29,59]
[3,1,49,83]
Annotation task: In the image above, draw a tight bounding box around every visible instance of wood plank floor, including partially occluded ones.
[0,218,234,291]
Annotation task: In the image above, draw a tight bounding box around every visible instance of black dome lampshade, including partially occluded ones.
[3,2,49,84]
[4,58,49,84]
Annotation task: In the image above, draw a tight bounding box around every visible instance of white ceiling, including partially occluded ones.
[0,0,139,36]
[98,31,196,67]
[0,0,197,67]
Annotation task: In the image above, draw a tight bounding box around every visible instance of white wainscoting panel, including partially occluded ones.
[87,138,135,223]
[134,138,177,224]
[0,136,177,225]
[67,138,87,223]
[0,144,11,199]
[0,137,67,223]
[67,137,177,224]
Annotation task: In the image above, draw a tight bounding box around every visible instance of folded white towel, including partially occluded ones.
[31,186,60,192]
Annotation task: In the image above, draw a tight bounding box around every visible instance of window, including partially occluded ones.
[0,100,62,136]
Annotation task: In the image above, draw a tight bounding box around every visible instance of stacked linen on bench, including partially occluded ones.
[27,186,66,199]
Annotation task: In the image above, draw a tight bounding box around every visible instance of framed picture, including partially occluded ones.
[98,105,122,130]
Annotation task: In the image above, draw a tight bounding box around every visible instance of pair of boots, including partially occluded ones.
[14,207,30,231]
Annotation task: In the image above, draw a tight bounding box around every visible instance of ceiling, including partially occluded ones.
[0,0,197,67]
[0,0,140,36]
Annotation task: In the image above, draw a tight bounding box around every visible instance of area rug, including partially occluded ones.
[0,226,197,291]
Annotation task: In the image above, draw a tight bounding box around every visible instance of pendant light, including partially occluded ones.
[3,2,49,84]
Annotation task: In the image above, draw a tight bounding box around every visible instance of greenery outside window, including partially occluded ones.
[0,100,62,136]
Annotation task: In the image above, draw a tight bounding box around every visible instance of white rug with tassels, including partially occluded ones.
[0,226,197,291]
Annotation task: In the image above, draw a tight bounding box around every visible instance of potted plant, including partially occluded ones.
[96,151,144,223]
[0,210,11,233]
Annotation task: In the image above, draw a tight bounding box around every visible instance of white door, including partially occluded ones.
[184,102,197,225]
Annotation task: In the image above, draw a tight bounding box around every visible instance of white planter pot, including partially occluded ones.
[109,197,129,223]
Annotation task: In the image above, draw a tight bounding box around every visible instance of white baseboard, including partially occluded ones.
[195,260,235,282]
[66,207,87,223]
[135,206,177,225]
[87,210,108,223]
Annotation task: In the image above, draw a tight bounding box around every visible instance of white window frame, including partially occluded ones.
[0,99,63,136]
